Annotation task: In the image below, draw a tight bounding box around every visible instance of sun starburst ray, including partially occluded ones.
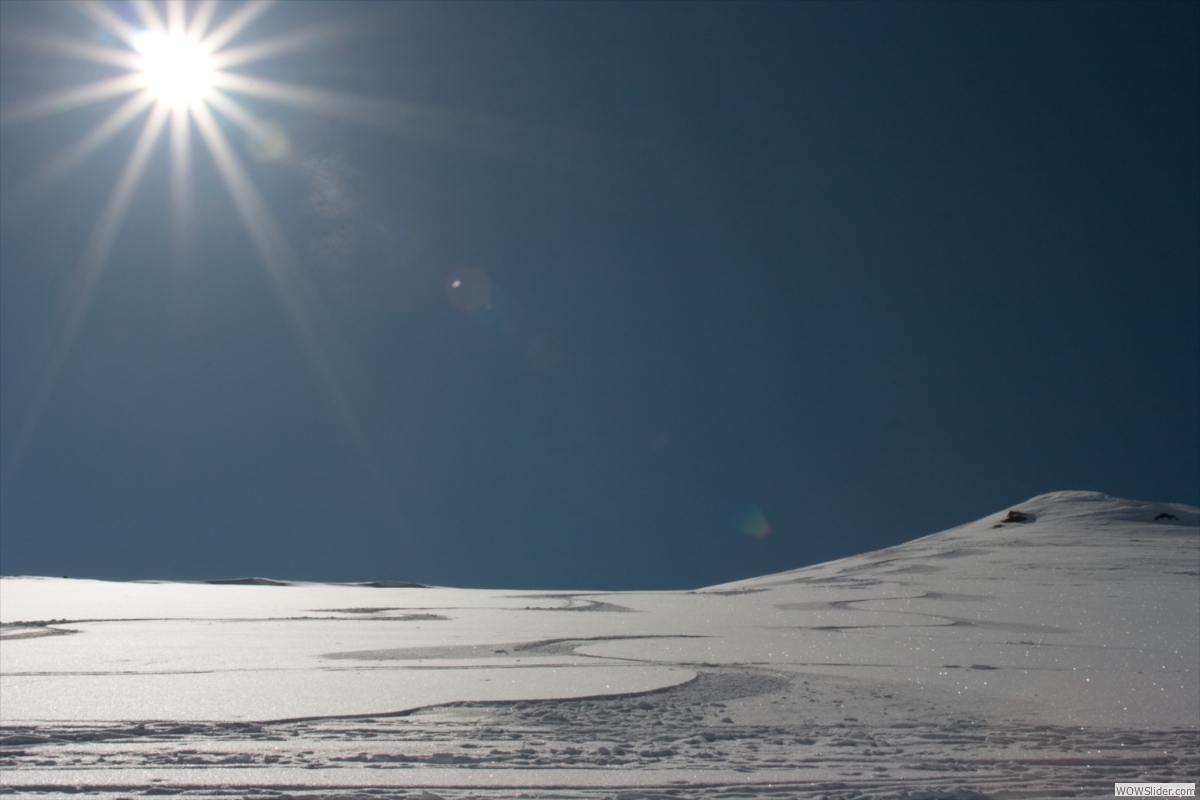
[132,0,167,33]
[4,102,170,492]
[208,22,348,71]
[0,73,144,128]
[207,71,467,135]
[24,89,157,195]
[203,88,268,136]
[166,0,187,37]
[186,0,220,41]
[71,0,140,47]
[208,69,571,170]
[169,103,194,267]
[200,0,275,54]
[190,100,348,400]
[190,100,380,486]
[21,33,143,70]
[76,101,171,318]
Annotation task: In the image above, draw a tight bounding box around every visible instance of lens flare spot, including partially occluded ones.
[247,121,289,161]
[733,503,771,539]
[446,267,493,313]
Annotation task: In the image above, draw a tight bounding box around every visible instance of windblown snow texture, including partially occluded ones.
[2,491,1197,798]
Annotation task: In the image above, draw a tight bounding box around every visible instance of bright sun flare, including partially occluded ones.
[133,30,214,107]
[0,0,390,486]
[1,0,523,495]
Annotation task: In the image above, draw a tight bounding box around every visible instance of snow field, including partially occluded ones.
[2,491,1197,797]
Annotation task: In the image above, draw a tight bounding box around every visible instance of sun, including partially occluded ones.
[0,0,524,498]
[0,0,383,490]
[133,29,214,107]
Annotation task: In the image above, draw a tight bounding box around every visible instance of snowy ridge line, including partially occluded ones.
[195,578,435,588]
[0,613,447,627]
[0,576,434,587]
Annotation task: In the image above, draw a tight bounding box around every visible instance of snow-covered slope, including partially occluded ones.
[2,491,1197,798]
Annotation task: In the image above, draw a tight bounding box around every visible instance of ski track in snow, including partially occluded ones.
[1,492,1197,798]
[2,668,1197,799]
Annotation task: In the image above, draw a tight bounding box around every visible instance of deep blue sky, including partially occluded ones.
[1,1,1197,590]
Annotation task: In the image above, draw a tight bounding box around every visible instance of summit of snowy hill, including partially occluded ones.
[707,491,1198,592]
[1001,490,1199,529]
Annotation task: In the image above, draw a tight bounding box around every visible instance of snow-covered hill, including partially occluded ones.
[2,491,1197,798]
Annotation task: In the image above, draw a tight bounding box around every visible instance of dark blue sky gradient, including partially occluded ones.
[1,1,1197,589]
